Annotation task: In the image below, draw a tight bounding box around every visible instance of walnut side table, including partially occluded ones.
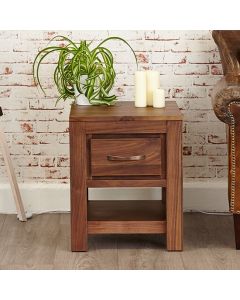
[69,101,183,251]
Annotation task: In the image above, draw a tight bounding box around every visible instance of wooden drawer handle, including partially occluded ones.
[107,154,146,161]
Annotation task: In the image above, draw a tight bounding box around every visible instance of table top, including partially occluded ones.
[69,101,183,122]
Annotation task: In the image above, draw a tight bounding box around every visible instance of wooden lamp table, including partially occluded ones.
[69,101,183,251]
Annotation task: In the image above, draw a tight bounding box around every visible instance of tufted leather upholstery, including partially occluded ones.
[212,30,240,248]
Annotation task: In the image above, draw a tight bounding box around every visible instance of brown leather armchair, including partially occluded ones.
[212,30,240,249]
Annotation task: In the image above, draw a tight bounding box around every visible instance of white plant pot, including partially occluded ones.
[76,93,90,105]
[73,78,90,106]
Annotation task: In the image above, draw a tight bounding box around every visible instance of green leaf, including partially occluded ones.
[33,35,137,105]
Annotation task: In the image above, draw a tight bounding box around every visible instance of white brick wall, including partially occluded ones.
[0,30,226,183]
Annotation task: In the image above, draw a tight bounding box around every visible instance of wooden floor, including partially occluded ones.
[0,212,240,270]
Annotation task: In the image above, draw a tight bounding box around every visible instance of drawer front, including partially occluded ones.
[91,137,165,177]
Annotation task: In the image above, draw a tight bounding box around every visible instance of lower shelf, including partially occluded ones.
[88,200,166,234]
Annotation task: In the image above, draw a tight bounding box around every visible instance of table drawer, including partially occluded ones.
[90,137,165,177]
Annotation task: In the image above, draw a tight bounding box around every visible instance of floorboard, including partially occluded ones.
[0,212,240,270]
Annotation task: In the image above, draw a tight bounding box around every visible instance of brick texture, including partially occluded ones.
[0,30,226,183]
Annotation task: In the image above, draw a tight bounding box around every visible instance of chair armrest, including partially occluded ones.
[212,77,240,124]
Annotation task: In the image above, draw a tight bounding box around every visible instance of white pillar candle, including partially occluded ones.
[153,88,165,108]
[135,71,147,107]
[146,70,160,106]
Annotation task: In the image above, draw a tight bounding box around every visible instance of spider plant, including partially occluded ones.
[33,35,137,105]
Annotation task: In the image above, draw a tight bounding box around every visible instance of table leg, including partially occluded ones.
[70,122,88,251]
[166,121,183,251]
[162,187,166,214]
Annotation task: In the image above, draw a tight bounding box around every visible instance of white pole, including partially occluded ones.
[0,124,27,221]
